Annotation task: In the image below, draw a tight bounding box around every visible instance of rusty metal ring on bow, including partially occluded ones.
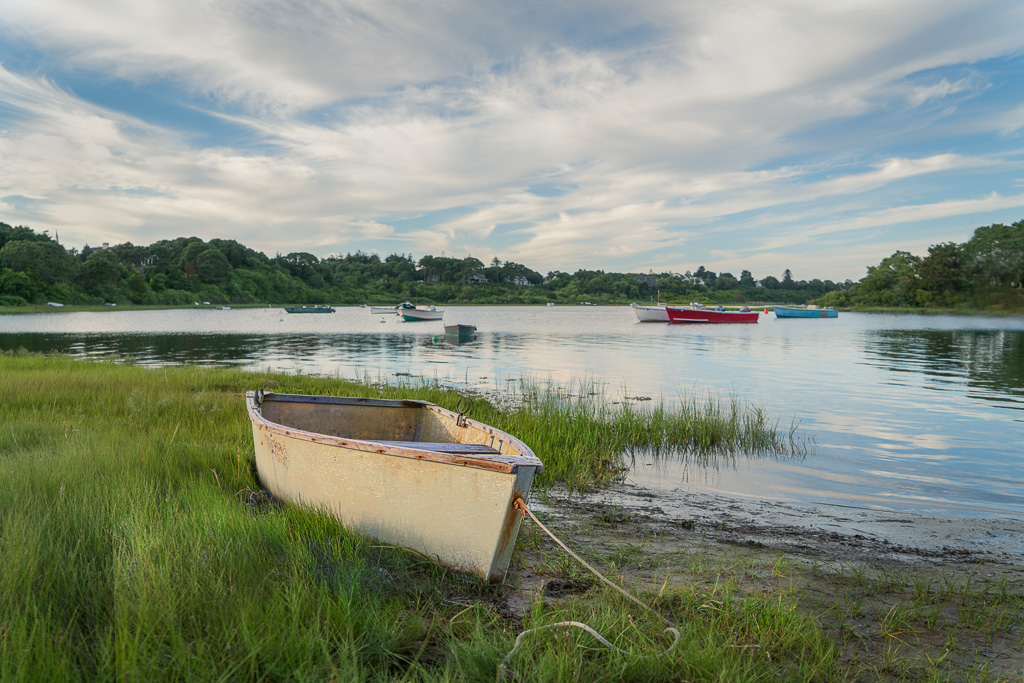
[455,398,470,426]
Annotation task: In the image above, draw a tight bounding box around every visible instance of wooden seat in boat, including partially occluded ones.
[375,441,500,455]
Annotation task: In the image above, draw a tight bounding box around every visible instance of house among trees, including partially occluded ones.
[676,273,705,286]
[635,275,657,288]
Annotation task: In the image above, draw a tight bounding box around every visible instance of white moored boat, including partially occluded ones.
[398,302,444,321]
[246,391,542,582]
[630,303,669,322]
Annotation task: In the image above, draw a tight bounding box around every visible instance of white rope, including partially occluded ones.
[498,498,682,679]
[498,621,627,680]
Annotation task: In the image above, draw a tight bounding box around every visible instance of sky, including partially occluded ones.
[1,1,1023,282]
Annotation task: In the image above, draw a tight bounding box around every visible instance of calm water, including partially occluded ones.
[3,305,1023,518]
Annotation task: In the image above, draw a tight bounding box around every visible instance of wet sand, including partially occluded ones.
[508,482,1024,679]
[532,480,1024,572]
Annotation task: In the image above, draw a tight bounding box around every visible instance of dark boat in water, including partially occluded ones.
[444,323,477,337]
[283,305,335,313]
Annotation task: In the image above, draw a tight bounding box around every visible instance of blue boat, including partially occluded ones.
[774,305,837,319]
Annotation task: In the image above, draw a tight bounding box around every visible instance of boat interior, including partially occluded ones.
[256,393,512,456]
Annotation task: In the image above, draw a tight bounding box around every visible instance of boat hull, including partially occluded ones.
[284,306,335,313]
[401,309,444,321]
[774,306,838,318]
[666,307,759,323]
[246,392,541,582]
[370,306,397,314]
[444,324,477,336]
[631,304,669,322]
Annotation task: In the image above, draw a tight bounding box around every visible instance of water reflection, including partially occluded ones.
[3,308,1024,517]
[0,332,269,366]
[865,329,1024,410]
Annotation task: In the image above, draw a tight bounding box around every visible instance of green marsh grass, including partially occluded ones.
[1,354,1019,680]
[492,376,805,488]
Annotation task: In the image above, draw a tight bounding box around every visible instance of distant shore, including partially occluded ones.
[4,302,1023,317]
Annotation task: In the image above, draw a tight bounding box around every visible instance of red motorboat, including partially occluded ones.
[665,305,759,323]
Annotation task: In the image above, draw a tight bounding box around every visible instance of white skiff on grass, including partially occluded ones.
[246,391,542,582]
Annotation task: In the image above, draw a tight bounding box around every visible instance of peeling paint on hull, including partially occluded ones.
[246,392,542,583]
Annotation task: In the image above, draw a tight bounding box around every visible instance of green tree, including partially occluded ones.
[716,273,739,290]
[0,239,77,289]
[917,242,965,306]
[179,238,212,270]
[0,267,36,302]
[962,221,1024,287]
[278,252,321,287]
[79,250,127,299]
[195,249,232,286]
[855,251,922,306]
[0,222,53,249]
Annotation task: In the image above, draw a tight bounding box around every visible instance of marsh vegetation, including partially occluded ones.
[1,354,1020,680]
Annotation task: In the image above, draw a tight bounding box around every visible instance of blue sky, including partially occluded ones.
[1,1,1023,282]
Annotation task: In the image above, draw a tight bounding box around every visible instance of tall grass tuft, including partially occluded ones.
[488,376,805,488]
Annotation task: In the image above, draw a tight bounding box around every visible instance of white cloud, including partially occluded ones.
[905,77,974,107]
[1,0,1024,279]
[995,104,1024,137]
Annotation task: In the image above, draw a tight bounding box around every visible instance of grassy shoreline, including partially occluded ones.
[2,355,1020,680]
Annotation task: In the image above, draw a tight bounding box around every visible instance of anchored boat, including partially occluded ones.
[283,305,335,313]
[246,391,542,582]
[444,323,477,337]
[631,303,669,322]
[774,305,838,319]
[398,302,443,321]
[666,305,759,323]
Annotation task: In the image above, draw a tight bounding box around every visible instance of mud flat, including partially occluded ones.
[537,480,1024,570]
[508,482,1024,680]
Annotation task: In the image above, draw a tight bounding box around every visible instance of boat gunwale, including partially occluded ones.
[245,392,542,475]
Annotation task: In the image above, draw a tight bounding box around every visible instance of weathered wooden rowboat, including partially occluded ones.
[246,391,542,582]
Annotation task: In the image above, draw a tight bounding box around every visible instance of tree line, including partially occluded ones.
[818,220,1024,310]
[0,219,1020,309]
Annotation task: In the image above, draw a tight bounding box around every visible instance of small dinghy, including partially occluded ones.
[246,391,542,582]
[444,323,477,337]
